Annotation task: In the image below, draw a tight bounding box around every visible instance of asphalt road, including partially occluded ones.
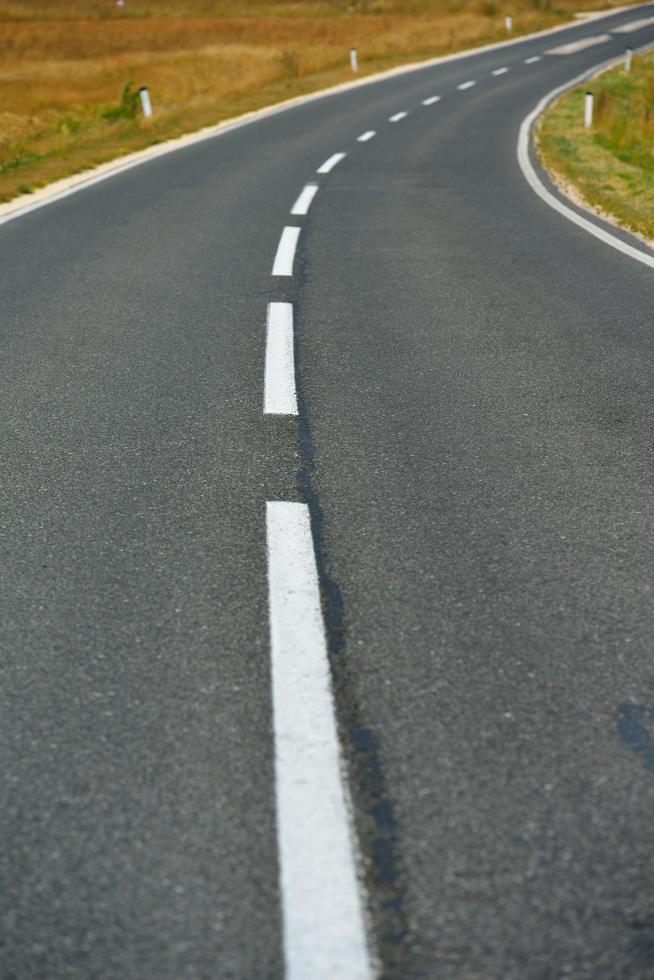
[2,7,654,978]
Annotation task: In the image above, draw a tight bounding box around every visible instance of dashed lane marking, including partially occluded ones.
[291,184,318,216]
[317,152,346,174]
[264,303,297,415]
[612,15,654,32]
[546,33,611,54]
[272,226,301,277]
[266,502,373,980]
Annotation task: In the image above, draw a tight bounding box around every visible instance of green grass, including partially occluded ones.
[538,50,654,241]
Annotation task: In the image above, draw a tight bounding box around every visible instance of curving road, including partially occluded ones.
[2,6,654,978]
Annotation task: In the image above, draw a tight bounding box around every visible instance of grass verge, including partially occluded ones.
[537,47,654,243]
[0,0,634,204]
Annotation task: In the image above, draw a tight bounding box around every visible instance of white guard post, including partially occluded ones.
[139,87,153,119]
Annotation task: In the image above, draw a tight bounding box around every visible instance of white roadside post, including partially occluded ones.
[139,86,153,120]
[505,14,512,32]
[350,47,358,73]
[625,47,633,72]
[584,90,594,128]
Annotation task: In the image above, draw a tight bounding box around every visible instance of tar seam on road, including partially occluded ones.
[272,227,302,276]
[317,152,347,174]
[264,303,298,415]
[292,310,411,976]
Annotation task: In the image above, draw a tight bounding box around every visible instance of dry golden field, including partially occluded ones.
[0,0,638,202]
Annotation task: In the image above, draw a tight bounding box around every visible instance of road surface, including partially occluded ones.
[1,6,654,978]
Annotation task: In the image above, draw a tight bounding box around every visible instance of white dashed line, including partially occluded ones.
[422,95,441,105]
[457,80,476,90]
[612,15,654,32]
[291,184,318,216]
[524,55,541,63]
[389,111,408,121]
[317,152,346,174]
[266,501,373,980]
[357,130,376,142]
[272,226,301,276]
[492,66,509,75]
[546,33,611,54]
[264,303,297,416]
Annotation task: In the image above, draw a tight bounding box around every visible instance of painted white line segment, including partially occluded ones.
[546,33,611,54]
[357,130,376,142]
[291,184,318,216]
[266,501,373,980]
[272,227,301,277]
[389,111,408,121]
[613,15,654,32]
[317,152,346,174]
[524,55,541,63]
[517,59,654,271]
[264,304,297,415]
[422,95,441,105]
[457,80,476,90]
[492,66,509,75]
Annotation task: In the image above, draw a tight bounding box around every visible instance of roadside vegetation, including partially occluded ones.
[538,48,654,242]
[0,0,640,204]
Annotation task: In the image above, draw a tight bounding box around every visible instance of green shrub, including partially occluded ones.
[103,82,141,121]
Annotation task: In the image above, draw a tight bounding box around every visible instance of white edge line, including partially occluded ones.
[517,41,654,271]
[0,2,646,228]
[357,130,376,142]
[266,501,374,980]
[264,303,298,415]
[272,226,301,276]
[291,184,318,216]
[317,152,346,174]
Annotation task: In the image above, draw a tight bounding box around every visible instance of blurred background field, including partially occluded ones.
[0,0,639,202]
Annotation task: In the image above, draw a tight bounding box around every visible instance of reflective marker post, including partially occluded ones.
[139,86,153,120]
[584,91,593,129]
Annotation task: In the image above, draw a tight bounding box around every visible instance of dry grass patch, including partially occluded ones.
[538,50,654,242]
